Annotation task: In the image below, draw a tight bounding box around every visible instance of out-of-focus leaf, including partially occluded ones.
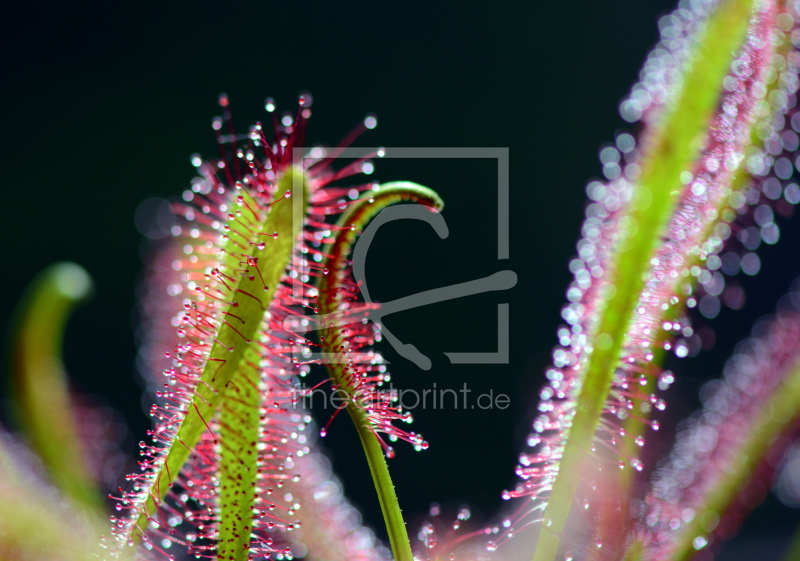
[8,261,101,514]
[0,429,106,561]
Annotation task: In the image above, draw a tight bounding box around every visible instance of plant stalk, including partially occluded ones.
[348,403,414,561]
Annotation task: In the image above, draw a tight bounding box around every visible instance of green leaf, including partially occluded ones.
[127,168,308,557]
[643,313,800,561]
[8,261,101,514]
[531,2,758,560]
[216,336,262,560]
[611,6,795,551]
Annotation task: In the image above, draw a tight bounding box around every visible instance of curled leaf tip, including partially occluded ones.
[315,180,443,561]
[49,261,93,301]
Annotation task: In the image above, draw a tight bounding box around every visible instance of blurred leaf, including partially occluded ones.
[0,432,106,561]
[530,1,758,560]
[8,261,102,514]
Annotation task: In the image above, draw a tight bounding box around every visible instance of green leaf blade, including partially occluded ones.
[8,261,102,515]
[124,168,309,553]
[531,2,759,560]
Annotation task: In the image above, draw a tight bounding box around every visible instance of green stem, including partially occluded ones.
[348,404,414,561]
[316,182,444,561]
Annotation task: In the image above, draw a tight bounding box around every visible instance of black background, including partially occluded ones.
[2,1,799,559]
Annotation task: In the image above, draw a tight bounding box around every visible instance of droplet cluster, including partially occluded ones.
[413,504,494,561]
[686,8,800,323]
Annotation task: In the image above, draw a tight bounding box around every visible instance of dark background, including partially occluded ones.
[2,1,799,559]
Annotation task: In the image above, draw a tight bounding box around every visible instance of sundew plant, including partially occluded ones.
[8,0,800,560]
